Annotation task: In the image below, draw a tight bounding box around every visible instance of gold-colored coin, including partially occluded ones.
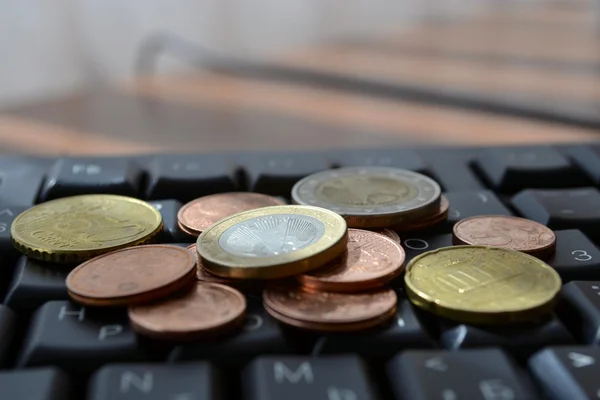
[11,194,163,263]
[291,167,441,228]
[197,205,348,279]
[404,245,561,324]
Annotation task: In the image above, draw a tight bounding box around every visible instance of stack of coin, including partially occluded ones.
[291,166,449,232]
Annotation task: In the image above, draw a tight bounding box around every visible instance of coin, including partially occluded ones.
[372,228,401,244]
[299,229,405,292]
[405,246,561,324]
[197,205,348,279]
[263,283,397,331]
[452,215,556,259]
[178,192,285,236]
[66,244,196,306]
[11,194,163,263]
[128,282,246,340]
[395,195,449,232]
[291,167,441,228]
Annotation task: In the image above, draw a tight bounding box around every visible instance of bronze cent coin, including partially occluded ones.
[66,244,196,306]
[178,192,285,235]
[129,282,246,340]
[395,195,449,232]
[299,229,405,292]
[453,215,556,259]
[372,228,401,244]
[263,283,397,331]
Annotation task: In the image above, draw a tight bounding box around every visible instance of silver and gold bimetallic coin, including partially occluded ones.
[11,194,163,263]
[291,167,441,228]
[405,246,561,324]
[196,205,347,279]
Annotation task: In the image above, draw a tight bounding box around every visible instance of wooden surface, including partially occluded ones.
[1,1,599,155]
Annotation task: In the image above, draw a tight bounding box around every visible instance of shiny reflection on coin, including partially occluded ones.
[453,215,556,259]
[405,246,561,324]
[197,205,348,279]
[11,194,163,263]
[291,167,441,228]
[263,283,397,331]
[299,229,405,292]
[129,282,246,340]
[395,195,450,232]
[372,228,401,244]
[178,192,285,236]
[66,245,196,306]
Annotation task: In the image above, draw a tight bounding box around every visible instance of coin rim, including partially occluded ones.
[197,205,348,279]
[394,195,450,232]
[404,245,562,324]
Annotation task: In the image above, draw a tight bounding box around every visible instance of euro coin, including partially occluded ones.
[11,194,163,263]
[197,205,347,279]
[291,167,441,228]
[395,195,449,232]
[371,228,401,244]
[405,246,561,324]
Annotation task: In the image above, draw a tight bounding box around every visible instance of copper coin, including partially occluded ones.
[178,221,201,238]
[66,245,196,306]
[129,282,246,340]
[453,215,556,258]
[186,243,252,288]
[263,282,397,331]
[178,192,285,234]
[371,228,401,244]
[395,195,449,232]
[298,229,405,292]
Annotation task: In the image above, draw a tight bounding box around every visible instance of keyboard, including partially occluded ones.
[4,143,600,400]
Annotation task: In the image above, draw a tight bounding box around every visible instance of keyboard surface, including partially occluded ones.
[3,143,600,399]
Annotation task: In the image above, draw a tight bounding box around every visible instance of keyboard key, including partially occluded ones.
[332,149,427,173]
[39,157,145,201]
[89,362,220,400]
[148,200,185,242]
[529,346,600,400]
[0,305,17,367]
[0,205,27,255]
[439,315,574,361]
[0,367,71,400]
[0,156,48,206]
[559,281,600,345]
[240,152,330,197]
[168,299,291,365]
[17,301,147,374]
[146,155,236,203]
[445,190,512,227]
[402,234,454,264]
[474,147,588,192]
[511,188,600,241]
[243,355,378,400]
[315,300,434,358]
[387,348,537,400]
[3,257,69,312]
[546,230,600,281]
[420,148,484,191]
[567,144,600,184]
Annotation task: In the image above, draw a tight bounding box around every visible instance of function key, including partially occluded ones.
[39,157,145,201]
[332,149,427,173]
[444,190,512,228]
[0,367,71,400]
[546,230,600,281]
[474,147,588,192]
[146,155,237,203]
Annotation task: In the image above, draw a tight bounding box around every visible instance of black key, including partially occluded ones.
[332,148,427,173]
[148,200,185,242]
[445,190,512,227]
[0,305,17,367]
[402,234,454,264]
[240,152,330,197]
[439,314,574,361]
[387,348,537,400]
[567,144,600,184]
[3,257,69,312]
[0,367,71,400]
[89,362,220,400]
[168,299,290,365]
[243,355,378,400]
[146,154,236,203]
[474,146,588,192]
[17,301,147,374]
[511,188,600,241]
[0,156,48,206]
[529,346,600,400]
[546,230,600,281]
[559,281,600,345]
[420,147,484,191]
[0,205,27,255]
[315,300,434,358]
[39,157,145,201]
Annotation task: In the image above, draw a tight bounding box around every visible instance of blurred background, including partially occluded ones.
[0,0,598,154]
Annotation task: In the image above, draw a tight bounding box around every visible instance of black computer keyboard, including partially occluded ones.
[3,143,600,399]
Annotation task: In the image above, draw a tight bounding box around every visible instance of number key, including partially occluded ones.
[444,190,511,228]
[546,230,600,281]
